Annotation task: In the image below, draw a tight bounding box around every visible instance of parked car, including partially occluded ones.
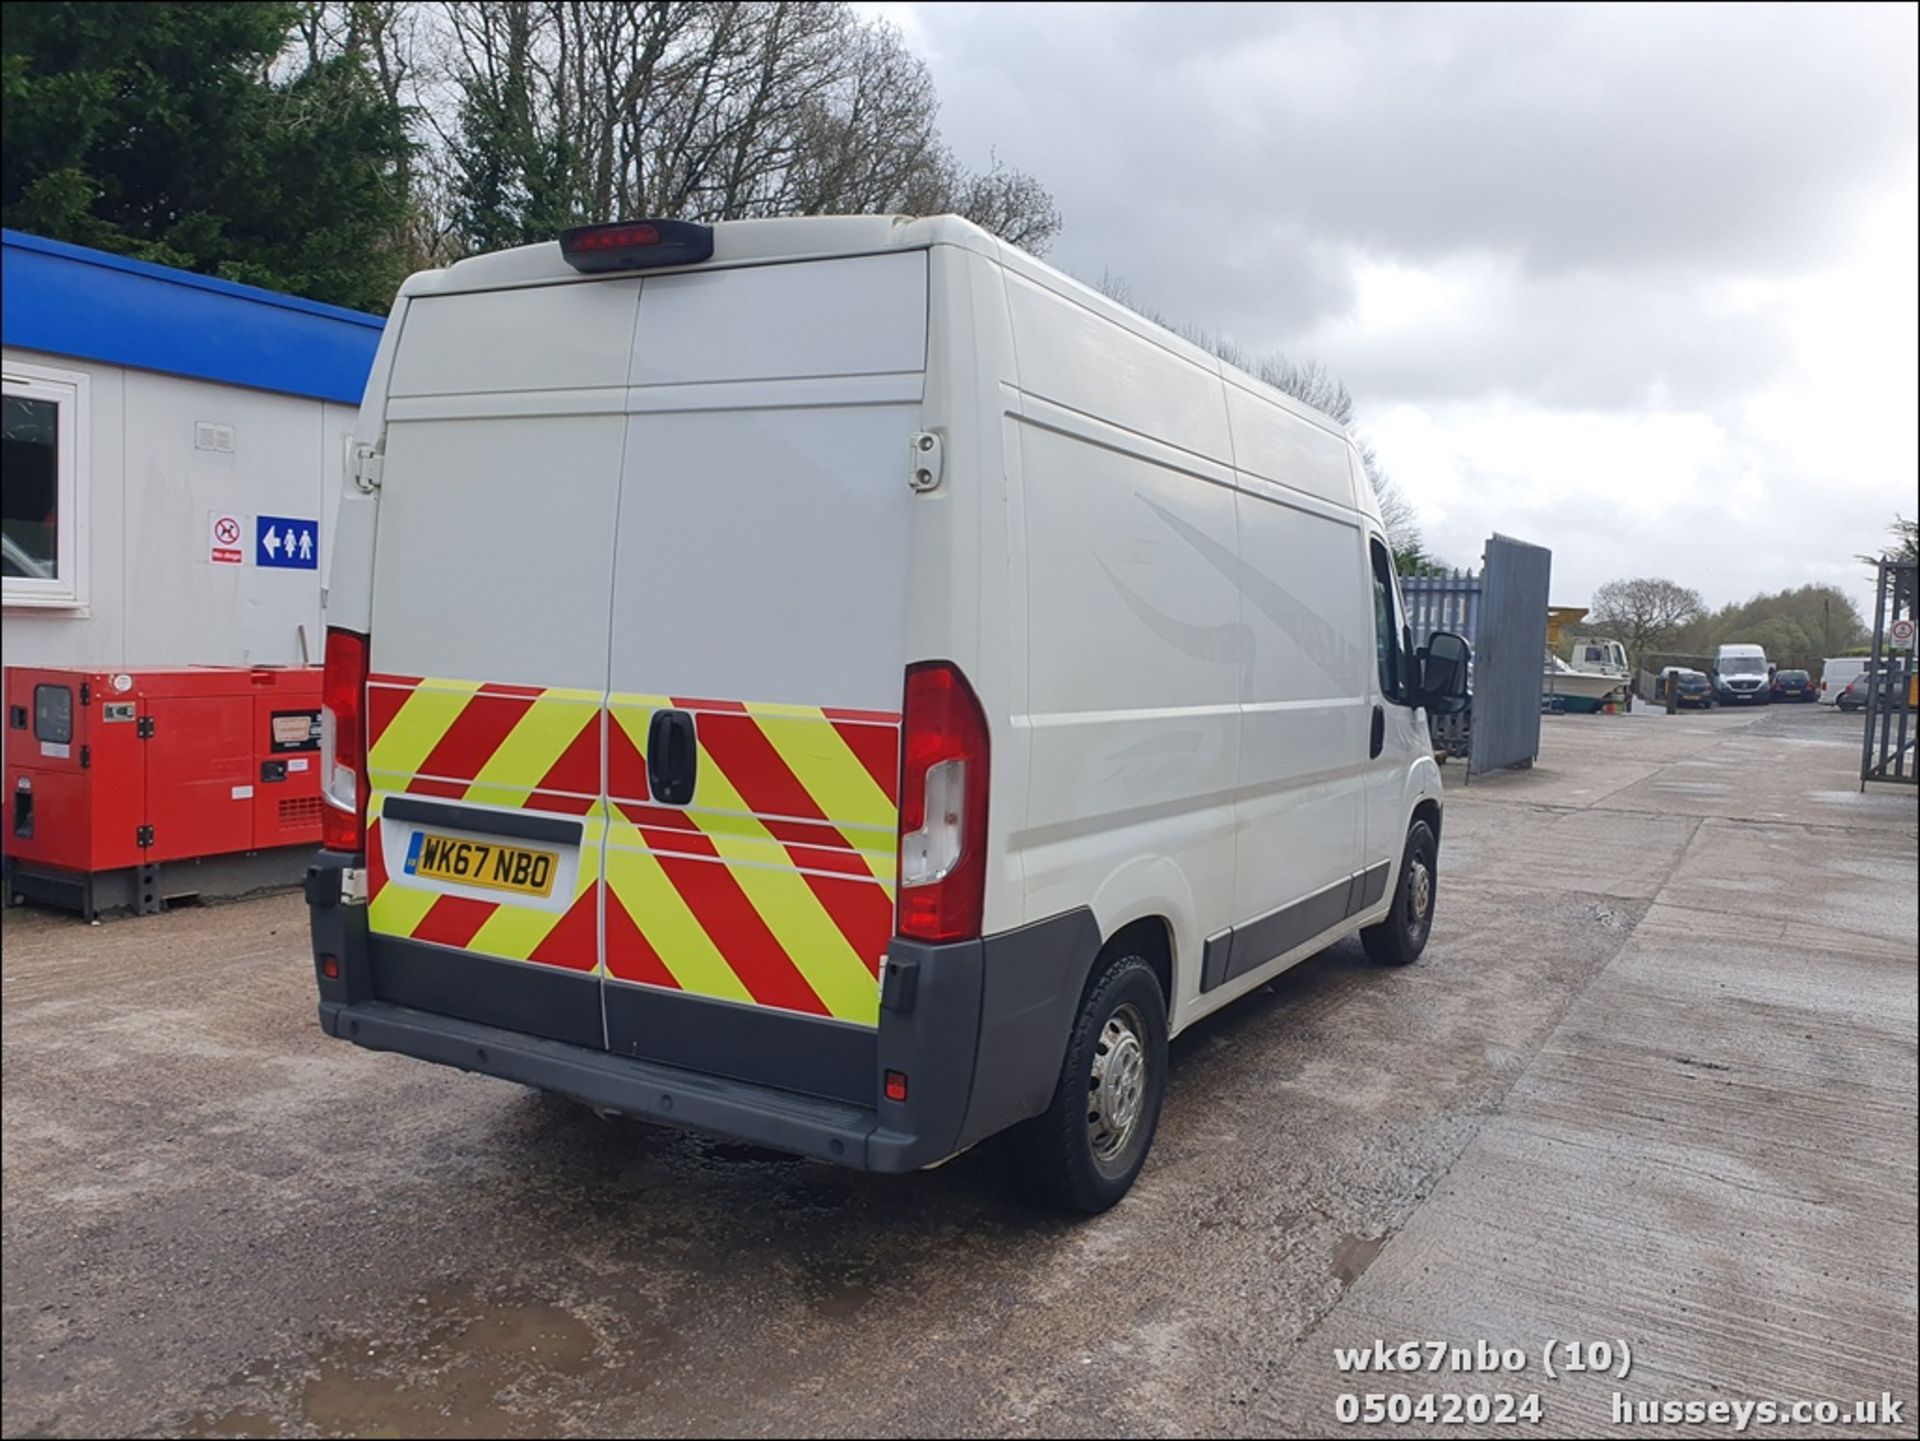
[1818,656,1869,705]
[1770,668,1814,702]
[1672,669,1713,709]
[1835,670,1909,712]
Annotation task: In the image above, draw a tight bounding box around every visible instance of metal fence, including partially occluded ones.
[1403,569,1479,760]
[1403,568,1482,650]
[1860,559,1917,788]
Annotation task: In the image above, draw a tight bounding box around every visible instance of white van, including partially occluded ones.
[1819,657,1869,705]
[1712,642,1772,704]
[306,215,1470,1212]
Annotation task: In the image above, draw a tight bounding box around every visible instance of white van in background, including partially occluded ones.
[1819,657,1869,705]
[305,214,1470,1212]
[1713,643,1772,705]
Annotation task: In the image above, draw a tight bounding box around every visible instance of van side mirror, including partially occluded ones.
[1415,631,1471,715]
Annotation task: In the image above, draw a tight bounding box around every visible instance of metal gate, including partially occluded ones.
[1401,537,1553,777]
[1860,559,1917,788]
[1468,534,1552,777]
[1403,567,1481,650]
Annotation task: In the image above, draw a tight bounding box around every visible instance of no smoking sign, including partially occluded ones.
[209,511,245,565]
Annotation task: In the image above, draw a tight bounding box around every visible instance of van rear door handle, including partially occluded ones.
[1370,704,1386,759]
[647,709,698,805]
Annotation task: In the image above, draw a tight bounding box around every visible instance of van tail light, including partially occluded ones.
[896,661,990,943]
[319,627,369,853]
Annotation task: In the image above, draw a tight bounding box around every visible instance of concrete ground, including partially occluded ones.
[3,701,1914,1439]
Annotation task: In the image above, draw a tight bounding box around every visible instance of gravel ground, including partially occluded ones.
[2,700,1914,1438]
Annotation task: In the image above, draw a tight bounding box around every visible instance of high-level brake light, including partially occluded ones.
[558,219,714,273]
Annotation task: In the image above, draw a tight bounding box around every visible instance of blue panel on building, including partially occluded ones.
[1,229,385,405]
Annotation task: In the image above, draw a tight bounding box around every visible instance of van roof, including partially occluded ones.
[400,214,995,299]
[397,212,1361,457]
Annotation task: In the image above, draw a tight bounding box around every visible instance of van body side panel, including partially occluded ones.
[1223,382,1357,509]
[598,253,926,1053]
[939,246,1028,940]
[1227,474,1370,975]
[1007,266,1243,1005]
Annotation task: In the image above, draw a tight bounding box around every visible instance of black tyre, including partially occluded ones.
[1013,954,1168,1214]
[1362,819,1438,967]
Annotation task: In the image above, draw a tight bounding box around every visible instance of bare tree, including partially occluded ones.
[420,3,1059,255]
[1589,577,1707,668]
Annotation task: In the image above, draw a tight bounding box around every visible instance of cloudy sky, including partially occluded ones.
[863,2,1917,616]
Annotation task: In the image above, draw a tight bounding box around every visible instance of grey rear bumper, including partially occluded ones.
[307,852,1102,1172]
[318,997,914,1168]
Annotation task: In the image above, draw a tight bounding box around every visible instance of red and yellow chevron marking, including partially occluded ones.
[365,673,607,972]
[604,693,899,1026]
[361,674,901,1026]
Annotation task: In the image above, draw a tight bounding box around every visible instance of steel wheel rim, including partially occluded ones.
[1407,855,1433,938]
[1088,1003,1148,1165]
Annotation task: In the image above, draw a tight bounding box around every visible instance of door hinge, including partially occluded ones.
[137,715,157,739]
[79,745,90,769]
[79,681,91,707]
[136,824,155,849]
[908,431,944,492]
[351,444,384,493]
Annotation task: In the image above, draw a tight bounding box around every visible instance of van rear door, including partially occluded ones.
[362,279,638,1048]
[362,251,923,1093]
[598,252,924,1101]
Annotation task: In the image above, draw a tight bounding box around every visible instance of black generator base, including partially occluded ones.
[4,846,319,922]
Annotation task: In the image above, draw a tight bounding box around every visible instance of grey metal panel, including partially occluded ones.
[1861,559,1917,788]
[1470,533,1553,777]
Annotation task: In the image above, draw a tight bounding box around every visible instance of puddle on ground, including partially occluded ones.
[1330,1232,1385,1288]
[803,1265,880,1320]
[183,1287,602,1439]
[183,1410,278,1438]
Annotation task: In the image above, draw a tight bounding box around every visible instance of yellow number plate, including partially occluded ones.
[403,830,557,898]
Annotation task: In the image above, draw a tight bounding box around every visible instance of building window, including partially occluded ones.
[2,361,89,608]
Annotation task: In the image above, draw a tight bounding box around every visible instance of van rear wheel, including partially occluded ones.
[1362,819,1438,967]
[1013,954,1168,1214]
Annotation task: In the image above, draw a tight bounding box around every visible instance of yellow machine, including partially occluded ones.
[1546,606,1588,650]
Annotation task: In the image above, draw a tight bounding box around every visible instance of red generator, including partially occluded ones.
[3,665,326,918]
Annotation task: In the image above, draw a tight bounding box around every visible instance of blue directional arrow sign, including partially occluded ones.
[256,515,319,570]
